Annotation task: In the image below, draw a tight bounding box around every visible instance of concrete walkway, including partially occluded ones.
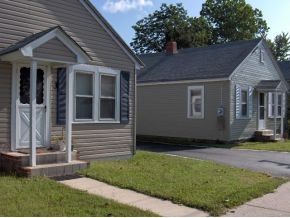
[60,177,209,217]
[224,182,290,217]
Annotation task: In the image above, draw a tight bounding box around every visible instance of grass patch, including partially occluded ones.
[233,141,290,152]
[0,175,156,216]
[81,151,286,216]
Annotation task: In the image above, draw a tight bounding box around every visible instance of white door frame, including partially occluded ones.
[11,63,51,150]
[258,92,266,130]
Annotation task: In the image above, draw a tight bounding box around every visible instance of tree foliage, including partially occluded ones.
[200,0,269,44]
[130,3,211,54]
[268,32,290,61]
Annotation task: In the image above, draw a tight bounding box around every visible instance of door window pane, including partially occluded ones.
[19,67,44,105]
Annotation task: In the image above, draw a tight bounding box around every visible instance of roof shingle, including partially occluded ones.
[138,39,261,83]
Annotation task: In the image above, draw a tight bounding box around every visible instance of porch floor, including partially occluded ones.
[0,149,89,177]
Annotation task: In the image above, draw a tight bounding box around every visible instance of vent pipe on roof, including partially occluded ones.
[166,41,178,54]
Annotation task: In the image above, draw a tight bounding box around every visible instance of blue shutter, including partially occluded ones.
[56,68,66,125]
[235,84,241,119]
[248,86,253,118]
[120,71,130,124]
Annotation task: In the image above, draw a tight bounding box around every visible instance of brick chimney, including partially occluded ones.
[166,41,178,54]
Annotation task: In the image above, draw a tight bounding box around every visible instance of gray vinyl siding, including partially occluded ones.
[0,0,136,158]
[137,81,230,141]
[230,43,281,140]
[34,37,77,63]
[0,62,11,151]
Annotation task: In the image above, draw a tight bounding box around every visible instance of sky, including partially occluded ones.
[91,0,290,46]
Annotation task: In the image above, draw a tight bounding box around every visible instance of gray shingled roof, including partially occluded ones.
[0,26,58,56]
[0,26,90,60]
[138,39,261,83]
[255,80,281,91]
[278,61,290,81]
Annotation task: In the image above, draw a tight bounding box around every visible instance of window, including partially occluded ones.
[268,92,282,118]
[187,86,204,119]
[241,89,248,117]
[100,74,116,120]
[73,65,121,123]
[236,85,253,119]
[260,49,264,63]
[75,72,94,120]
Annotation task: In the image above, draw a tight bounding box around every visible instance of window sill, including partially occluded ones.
[236,117,251,120]
[72,120,120,124]
[187,116,204,120]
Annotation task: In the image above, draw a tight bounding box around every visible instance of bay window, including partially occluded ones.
[73,65,121,123]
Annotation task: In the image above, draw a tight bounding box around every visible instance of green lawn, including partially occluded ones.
[233,141,290,152]
[0,175,156,217]
[81,151,286,216]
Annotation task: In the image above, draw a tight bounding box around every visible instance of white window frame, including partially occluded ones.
[260,49,264,63]
[72,64,120,123]
[74,71,95,122]
[99,73,120,121]
[268,92,282,118]
[187,85,204,119]
[240,88,248,118]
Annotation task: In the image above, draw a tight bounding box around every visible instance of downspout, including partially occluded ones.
[133,66,137,155]
[274,91,278,140]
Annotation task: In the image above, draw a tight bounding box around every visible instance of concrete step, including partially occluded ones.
[20,160,89,177]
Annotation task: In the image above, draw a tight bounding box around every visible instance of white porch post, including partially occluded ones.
[65,65,73,162]
[29,60,37,166]
[274,91,278,140]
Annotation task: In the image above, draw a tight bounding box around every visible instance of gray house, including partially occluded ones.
[0,0,143,176]
[137,39,288,142]
[279,61,290,84]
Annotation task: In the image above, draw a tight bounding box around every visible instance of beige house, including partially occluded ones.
[0,0,143,176]
[137,39,288,142]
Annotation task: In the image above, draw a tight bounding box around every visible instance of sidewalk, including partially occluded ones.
[59,177,208,217]
[224,182,290,217]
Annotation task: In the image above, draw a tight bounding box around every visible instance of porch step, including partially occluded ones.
[0,150,88,177]
[19,161,89,177]
[253,130,283,142]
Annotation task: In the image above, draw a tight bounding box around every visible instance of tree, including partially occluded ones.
[200,0,269,44]
[130,3,212,54]
[268,32,290,61]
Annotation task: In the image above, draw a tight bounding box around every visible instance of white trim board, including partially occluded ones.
[137,78,229,86]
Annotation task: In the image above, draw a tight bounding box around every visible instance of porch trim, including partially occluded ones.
[10,63,18,151]
[29,60,37,166]
[66,64,73,162]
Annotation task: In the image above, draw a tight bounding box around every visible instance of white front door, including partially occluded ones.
[258,92,266,130]
[17,67,47,149]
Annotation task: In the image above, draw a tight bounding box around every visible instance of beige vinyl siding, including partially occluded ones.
[0,62,11,151]
[230,43,281,140]
[34,37,77,63]
[0,0,135,158]
[137,81,230,141]
[0,0,132,69]
[50,66,135,160]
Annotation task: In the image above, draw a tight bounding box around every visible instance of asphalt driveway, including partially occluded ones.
[137,142,290,177]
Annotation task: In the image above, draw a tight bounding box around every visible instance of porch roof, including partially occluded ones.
[0,26,90,64]
[255,80,282,92]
